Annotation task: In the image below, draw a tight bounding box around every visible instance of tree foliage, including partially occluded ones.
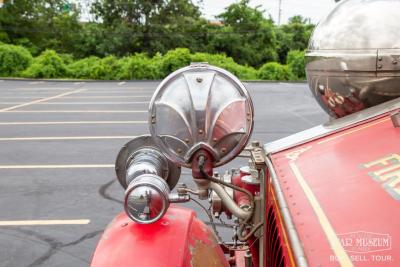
[0,0,314,78]
[209,0,277,67]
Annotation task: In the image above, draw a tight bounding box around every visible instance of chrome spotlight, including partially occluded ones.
[124,174,170,224]
[148,63,254,168]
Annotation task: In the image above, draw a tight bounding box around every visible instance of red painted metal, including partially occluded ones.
[232,170,251,208]
[270,112,400,266]
[90,206,229,267]
[264,177,296,267]
[234,250,247,267]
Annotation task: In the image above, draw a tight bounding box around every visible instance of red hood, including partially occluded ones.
[269,112,400,266]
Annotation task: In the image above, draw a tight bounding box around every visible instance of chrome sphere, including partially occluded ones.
[306,0,400,118]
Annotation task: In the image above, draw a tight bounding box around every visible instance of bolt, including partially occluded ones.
[378,56,383,61]
[198,129,204,134]
[378,64,383,69]
[393,60,398,65]
[251,141,260,147]
[196,77,203,83]
[177,148,182,153]
[221,147,227,153]
[213,137,218,142]
[184,138,190,143]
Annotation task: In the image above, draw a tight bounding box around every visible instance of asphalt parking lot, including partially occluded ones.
[0,80,328,267]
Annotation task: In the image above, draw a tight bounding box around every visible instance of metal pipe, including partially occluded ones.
[210,182,252,220]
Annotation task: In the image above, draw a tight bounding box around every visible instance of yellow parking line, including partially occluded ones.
[0,220,90,226]
[0,136,136,141]
[0,121,146,125]
[1,110,146,113]
[0,164,114,169]
[0,89,86,112]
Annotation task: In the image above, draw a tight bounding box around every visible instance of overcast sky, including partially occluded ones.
[200,0,338,24]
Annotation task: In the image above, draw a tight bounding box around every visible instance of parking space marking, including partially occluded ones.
[0,102,149,104]
[29,81,45,85]
[58,96,151,99]
[118,82,126,86]
[0,121,146,125]
[41,101,149,104]
[2,110,147,113]
[0,220,90,226]
[74,92,153,95]
[0,136,136,141]
[0,96,150,99]
[0,89,86,112]
[0,164,114,169]
[10,87,73,91]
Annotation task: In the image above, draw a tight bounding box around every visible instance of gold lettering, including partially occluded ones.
[363,154,400,200]
[382,171,400,197]
[363,154,400,168]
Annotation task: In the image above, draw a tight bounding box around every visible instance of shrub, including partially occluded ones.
[287,50,306,79]
[161,48,192,76]
[258,62,294,81]
[59,53,74,65]
[68,56,99,79]
[0,44,33,76]
[23,50,67,78]
[119,53,163,80]
[191,52,258,80]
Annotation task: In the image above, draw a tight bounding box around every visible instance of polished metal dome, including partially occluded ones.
[306,0,400,118]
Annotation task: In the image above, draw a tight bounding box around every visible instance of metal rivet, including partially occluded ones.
[184,138,190,143]
[177,148,182,153]
[378,64,383,69]
[196,77,203,83]
[393,60,398,65]
[378,56,383,61]
[198,129,204,134]
[213,138,218,142]
[221,147,227,153]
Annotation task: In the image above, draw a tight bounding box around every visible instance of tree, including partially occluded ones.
[208,0,277,67]
[0,0,81,55]
[91,0,207,56]
[275,15,314,63]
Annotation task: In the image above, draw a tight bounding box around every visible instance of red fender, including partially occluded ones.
[90,205,229,267]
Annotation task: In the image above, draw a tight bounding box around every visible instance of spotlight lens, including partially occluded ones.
[124,174,170,224]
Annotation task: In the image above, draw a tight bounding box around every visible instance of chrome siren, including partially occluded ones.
[149,63,254,168]
[306,0,400,118]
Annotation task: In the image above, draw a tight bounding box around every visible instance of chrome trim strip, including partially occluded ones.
[264,98,400,154]
[266,157,308,267]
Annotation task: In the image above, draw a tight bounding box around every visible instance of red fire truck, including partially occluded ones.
[90,0,400,266]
